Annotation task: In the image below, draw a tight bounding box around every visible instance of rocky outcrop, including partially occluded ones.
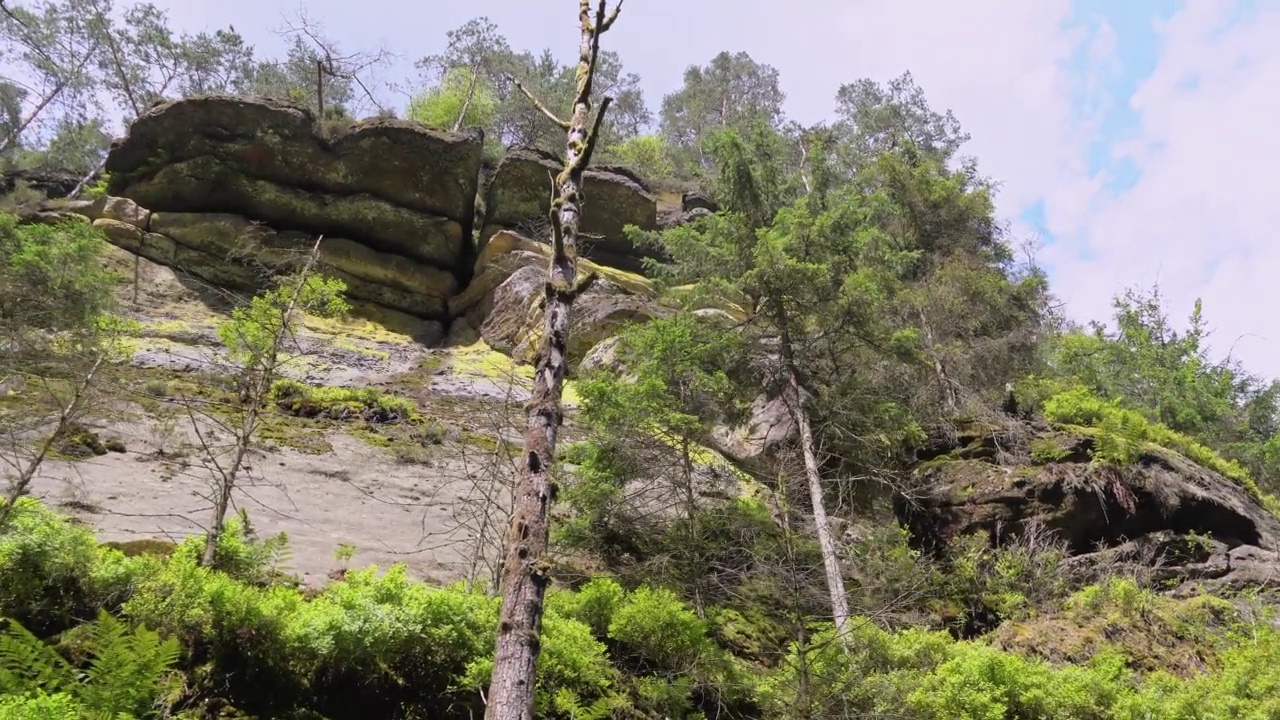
[452,230,666,366]
[102,94,483,318]
[12,95,728,334]
[480,147,661,274]
[898,422,1280,594]
[1,168,84,198]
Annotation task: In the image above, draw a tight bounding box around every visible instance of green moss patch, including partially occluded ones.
[991,577,1244,677]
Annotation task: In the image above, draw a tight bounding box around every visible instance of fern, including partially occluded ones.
[73,611,181,718]
[0,611,180,719]
[0,617,76,698]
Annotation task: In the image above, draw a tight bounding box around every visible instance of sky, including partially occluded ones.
[154,0,1280,378]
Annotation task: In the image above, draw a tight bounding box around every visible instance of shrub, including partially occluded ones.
[1044,386,1265,500]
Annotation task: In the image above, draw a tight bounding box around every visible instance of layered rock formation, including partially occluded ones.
[100,94,483,319]
[898,422,1280,595]
[452,230,667,365]
[480,147,661,274]
[56,94,699,325]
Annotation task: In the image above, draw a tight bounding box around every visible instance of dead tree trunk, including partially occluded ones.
[775,303,852,644]
[484,2,622,718]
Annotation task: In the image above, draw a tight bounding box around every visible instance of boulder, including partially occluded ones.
[92,218,143,246]
[710,394,796,464]
[455,230,664,366]
[87,195,151,229]
[104,94,482,276]
[0,168,82,198]
[479,147,659,273]
[897,423,1280,594]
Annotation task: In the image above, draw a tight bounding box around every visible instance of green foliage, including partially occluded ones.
[1043,386,1265,500]
[7,497,1280,718]
[407,66,498,131]
[0,213,117,365]
[1029,437,1071,464]
[83,174,111,199]
[1026,286,1280,496]
[217,272,349,371]
[605,134,676,181]
[269,379,419,424]
[0,498,136,636]
[0,609,180,719]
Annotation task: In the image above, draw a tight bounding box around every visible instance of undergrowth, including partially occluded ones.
[4,497,1280,719]
[1043,386,1271,506]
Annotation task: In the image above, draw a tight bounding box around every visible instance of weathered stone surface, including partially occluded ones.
[106,94,483,224]
[579,336,624,375]
[658,189,719,230]
[148,212,454,317]
[91,218,143,245]
[457,230,663,366]
[898,423,1280,594]
[1,168,81,198]
[480,147,660,273]
[128,157,465,268]
[710,394,796,464]
[88,195,151,229]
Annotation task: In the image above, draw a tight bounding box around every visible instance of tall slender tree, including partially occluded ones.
[484,1,622,717]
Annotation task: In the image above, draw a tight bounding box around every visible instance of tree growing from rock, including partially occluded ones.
[484,2,623,717]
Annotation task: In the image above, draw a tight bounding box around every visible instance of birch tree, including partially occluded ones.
[484,1,623,717]
[0,0,106,156]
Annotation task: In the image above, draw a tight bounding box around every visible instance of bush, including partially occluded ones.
[7,497,1280,719]
[1044,386,1265,500]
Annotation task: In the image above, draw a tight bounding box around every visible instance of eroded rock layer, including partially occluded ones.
[102,94,483,318]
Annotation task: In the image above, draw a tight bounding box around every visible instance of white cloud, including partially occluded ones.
[1043,1,1280,377]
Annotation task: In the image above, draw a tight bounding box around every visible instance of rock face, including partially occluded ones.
[480,147,661,274]
[897,423,1280,595]
[15,95,724,337]
[102,94,483,319]
[452,230,665,366]
[1,168,84,198]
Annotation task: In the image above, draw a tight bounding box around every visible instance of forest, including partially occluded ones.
[4,0,1280,718]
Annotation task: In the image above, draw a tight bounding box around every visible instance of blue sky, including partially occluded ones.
[1023,1,1185,264]
[141,0,1280,377]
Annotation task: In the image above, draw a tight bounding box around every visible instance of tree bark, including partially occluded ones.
[451,63,481,132]
[774,303,852,644]
[484,3,621,718]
